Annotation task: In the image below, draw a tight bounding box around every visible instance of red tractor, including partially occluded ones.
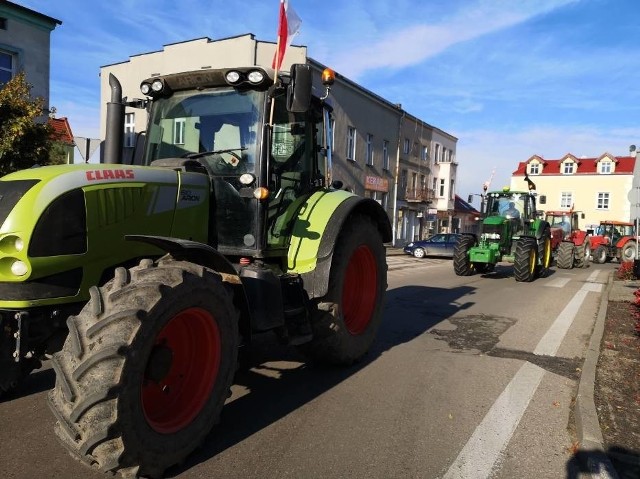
[590,220,637,263]
[544,210,590,269]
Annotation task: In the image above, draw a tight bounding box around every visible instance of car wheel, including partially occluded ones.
[413,248,425,258]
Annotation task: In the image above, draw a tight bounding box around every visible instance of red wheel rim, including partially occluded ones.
[142,307,221,434]
[342,245,378,335]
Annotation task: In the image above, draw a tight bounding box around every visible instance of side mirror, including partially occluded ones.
[538,195,547,205]
[467,194,473,203]
[287,64,312,113]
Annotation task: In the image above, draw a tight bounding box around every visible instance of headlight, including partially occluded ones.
[407,243,414,247]
[225,71,241,84]
[14,237,24,252]
[151,79,164,92]
[10,260,28,276]
[247,70,265,84]
[140,83,151,95]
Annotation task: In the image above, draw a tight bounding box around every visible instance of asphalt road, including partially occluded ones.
[0,257,612,478]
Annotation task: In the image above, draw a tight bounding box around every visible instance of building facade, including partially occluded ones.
[510,152,638,230]
[99,34,459,246]
[0,1,60,108]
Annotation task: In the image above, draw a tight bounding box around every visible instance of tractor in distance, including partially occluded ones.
[590,220,637,263]
[543,210,590,269]
[0,64,392,477]
[454,185,552,282]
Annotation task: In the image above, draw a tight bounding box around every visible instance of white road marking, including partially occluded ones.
[441,270,603,479]
[545,277,571,288]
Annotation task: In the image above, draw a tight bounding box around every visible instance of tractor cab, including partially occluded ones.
[484,189,536,237]
[127,65,333,259]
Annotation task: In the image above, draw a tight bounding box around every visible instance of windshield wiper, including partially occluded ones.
[184,147,247,159]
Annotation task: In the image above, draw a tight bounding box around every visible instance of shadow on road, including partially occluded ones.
[566,446,640,479]
[167,283,476,476]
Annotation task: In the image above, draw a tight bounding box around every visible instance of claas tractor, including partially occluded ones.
[0,64,391,476]
[453,187,552,282]
[590,220,637,263]
[543,210,590,269]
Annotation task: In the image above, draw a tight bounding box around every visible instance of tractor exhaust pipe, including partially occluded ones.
[104,73,125,164]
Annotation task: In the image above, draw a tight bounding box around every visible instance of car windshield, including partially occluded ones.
[143,88,264,176]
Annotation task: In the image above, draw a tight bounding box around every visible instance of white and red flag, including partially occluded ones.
[272,0,302,70]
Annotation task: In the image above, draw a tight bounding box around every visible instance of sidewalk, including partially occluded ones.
[575,274,640,478]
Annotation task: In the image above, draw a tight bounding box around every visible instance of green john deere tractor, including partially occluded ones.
[454,187,552,282]
[0,64,391,476]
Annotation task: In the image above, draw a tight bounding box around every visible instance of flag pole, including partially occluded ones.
[269,0,285,126]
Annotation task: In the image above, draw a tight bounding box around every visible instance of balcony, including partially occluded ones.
[405,186,434,203]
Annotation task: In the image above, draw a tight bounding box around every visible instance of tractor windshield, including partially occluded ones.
[486,193,526,219]
[143,88,263,176]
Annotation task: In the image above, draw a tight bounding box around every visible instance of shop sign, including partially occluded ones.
[365,175,389,192]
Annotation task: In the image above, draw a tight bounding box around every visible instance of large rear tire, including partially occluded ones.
[48,257,239,478]
[621,241,637,262]
[453,235,476,276]
[574,239,590,268]
[514,237,538,282]
[556,241,575,269]
[300,215,386,366]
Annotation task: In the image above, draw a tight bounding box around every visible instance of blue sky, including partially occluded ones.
[19,0,640,203]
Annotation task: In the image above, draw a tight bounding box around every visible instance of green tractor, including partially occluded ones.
[454,187,551,282]
[0,64,391,476]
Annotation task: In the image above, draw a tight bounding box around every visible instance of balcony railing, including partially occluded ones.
[404,187,434,203]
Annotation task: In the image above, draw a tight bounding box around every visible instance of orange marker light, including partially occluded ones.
[321,68,335,86]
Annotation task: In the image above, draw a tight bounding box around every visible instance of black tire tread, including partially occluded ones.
[514,237,537,282]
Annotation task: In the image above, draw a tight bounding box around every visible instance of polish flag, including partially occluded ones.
[272,0,302,70]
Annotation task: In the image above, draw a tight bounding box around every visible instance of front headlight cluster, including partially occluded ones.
[224,69,267,86]
[482,233,501,241]
[0,235,29,277]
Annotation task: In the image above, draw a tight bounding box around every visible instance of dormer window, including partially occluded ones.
[599,160,612,174]
[563,162,575,174]
[529,163,540,175]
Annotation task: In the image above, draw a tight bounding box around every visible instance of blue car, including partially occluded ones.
[403,233,462,259]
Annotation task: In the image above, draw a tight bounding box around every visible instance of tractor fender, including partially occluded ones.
[125,235,239,277]
[288,190,392,299]
[616,236,634,248]
[533,220,552,239]
[572,230,588,246]
[125,235,252,339]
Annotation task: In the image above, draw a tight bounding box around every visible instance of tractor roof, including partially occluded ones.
[599,220,634,226]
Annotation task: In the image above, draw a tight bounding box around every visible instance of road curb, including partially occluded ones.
[574,272,619,478]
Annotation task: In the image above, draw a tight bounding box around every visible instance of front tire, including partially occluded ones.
[592,245,608,264]
[453,235,476,276]
[413,248,425,259]
[537,227,552,276]
[514,237,538,282]
[48,257,239,478]
[300,215,386,366]
[556,241,575,269]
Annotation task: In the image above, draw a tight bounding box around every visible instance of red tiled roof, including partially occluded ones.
[48,117,75,145]
[512,153,635,176]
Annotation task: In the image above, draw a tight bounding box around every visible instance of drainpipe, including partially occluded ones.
[392,107,406,247]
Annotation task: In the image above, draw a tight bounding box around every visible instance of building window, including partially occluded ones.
[450,179,455,199]
[346,126,356,161]
[0,50,15,85]
[400,169,407,192]
[560,192,572,209]
[403,138,410,155]
[381,192,388,210]
[174,118,186,145]
[599,160,612,174]
[421,145,428,162]
[563,162,574,174]
[0,18,7,30]
[382,140,389,170]
[432,177,437,190]
[439,178,445,197]
[434,144,440,163]
[529,163,539,175]
[366,133,374,166]
[442,147,448,162]
[596,192,610,210]
[124,113,135,148]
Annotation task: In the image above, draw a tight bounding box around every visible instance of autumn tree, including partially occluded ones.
[0,71,58,176]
